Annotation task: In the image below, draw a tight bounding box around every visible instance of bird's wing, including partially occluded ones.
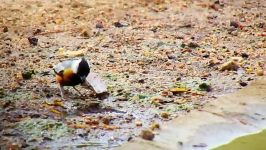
[54,58,82,73]
[54,59,76,72]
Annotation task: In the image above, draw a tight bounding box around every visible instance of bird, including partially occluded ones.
[53,57,90,99]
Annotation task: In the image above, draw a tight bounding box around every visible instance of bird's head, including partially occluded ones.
[77,57,90,83]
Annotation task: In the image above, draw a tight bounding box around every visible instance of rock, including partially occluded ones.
[135,121,143,126]
[220,61,239,71]
[239,82,248,87]
[96,22,104,28]
[76,129,89,137]
[22,70,35,80]
[28,37,38,46]
[198,83,211,92]
[256,69,264,76]
[169,88,188,94]
[150,123,160,130]
[187,42,200,48]
[161,112,170,119]
[114,21,125,28]
[241,53,249,58]
[3,26,8,32]
[102,117,111,125]
[167,54,176,60]
[230,21,239,28]
[85,72,108,94]
[140,130,155,141]
[80,29,90,37]
[151,96,165,105]
[193,143,207,147]
[116,96,128,101]
[33,28,42,35]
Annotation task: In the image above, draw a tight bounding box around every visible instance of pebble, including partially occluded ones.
[150,123,160,130]
[96,22,104,28]
[28,37,38,46]
[161,112,170,119]
[256,69,264,76]
[220,61,239,71]
[140,130,155,141]
[3,26,8,32]
[187,42,200,48]
[241,53,249,58]
[114,21,124,28]
[135,121,143,126]
[230,21,239,28]
[239,82,248,87]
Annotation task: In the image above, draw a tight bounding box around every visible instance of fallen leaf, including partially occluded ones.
[169,87,188,94]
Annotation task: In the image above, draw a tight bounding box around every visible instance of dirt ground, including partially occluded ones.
[0,0,265,149]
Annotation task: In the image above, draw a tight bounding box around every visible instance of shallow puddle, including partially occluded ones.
[213,130,266,150]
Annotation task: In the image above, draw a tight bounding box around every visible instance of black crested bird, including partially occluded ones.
[53,57,90,99]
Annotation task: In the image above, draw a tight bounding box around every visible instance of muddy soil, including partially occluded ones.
[0,0,265,149]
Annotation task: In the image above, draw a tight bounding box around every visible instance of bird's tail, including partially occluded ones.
[53,68,60,75]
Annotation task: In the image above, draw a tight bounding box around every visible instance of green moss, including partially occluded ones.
[198,83,211,92]
[0,88,5,98]
[22,70,35,80]
[16,118,72,140]
[3,91,34,101]
[213,130,266,150]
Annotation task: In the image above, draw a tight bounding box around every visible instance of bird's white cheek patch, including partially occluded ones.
[71,59,81,74]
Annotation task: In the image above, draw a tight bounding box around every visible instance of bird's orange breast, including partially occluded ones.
[55,68,76,85]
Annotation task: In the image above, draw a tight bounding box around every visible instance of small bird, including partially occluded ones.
[53,57,90,99]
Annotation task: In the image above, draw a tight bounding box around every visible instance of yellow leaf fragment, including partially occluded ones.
[169,87,188,93]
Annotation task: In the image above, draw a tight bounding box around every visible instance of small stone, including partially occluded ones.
[161,112,169,119]
[114,21,124,28]
[28,37,38,46]
[193,143,207,147]
[140,130,155,141]
[187,42,200,48]
[220,61,239,71]
[176,76,181,81]
[167,54,176,60]
[116,96,128,101]
[230,21,239,28]
[135,121,143,126]
[256,69,264,76]
[198,83,211,92]
[3,26,8,32]
[80,29,90,37]
[202,54,210,58]
[241,53,249,58]
[22,70,35,80]
[178,141,183,146]
[151,96,167,105]
[138,79,145,83]
[180,43,186,48]
[150,123,160,130]
[102,117,111,125]
[96,22,104,28]
[239,82,247,87]
[76,129,88,137]
[33,28,42,35]
[231,30,238,36]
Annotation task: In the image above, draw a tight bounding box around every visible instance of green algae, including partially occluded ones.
[213,130,266,150]
[3,91,34,101]
[16,118,72,140]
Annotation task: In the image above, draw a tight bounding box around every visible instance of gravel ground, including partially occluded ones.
[0,0,265,149]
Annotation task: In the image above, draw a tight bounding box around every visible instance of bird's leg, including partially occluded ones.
[72,86,84,97]
[59,84,65,100]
